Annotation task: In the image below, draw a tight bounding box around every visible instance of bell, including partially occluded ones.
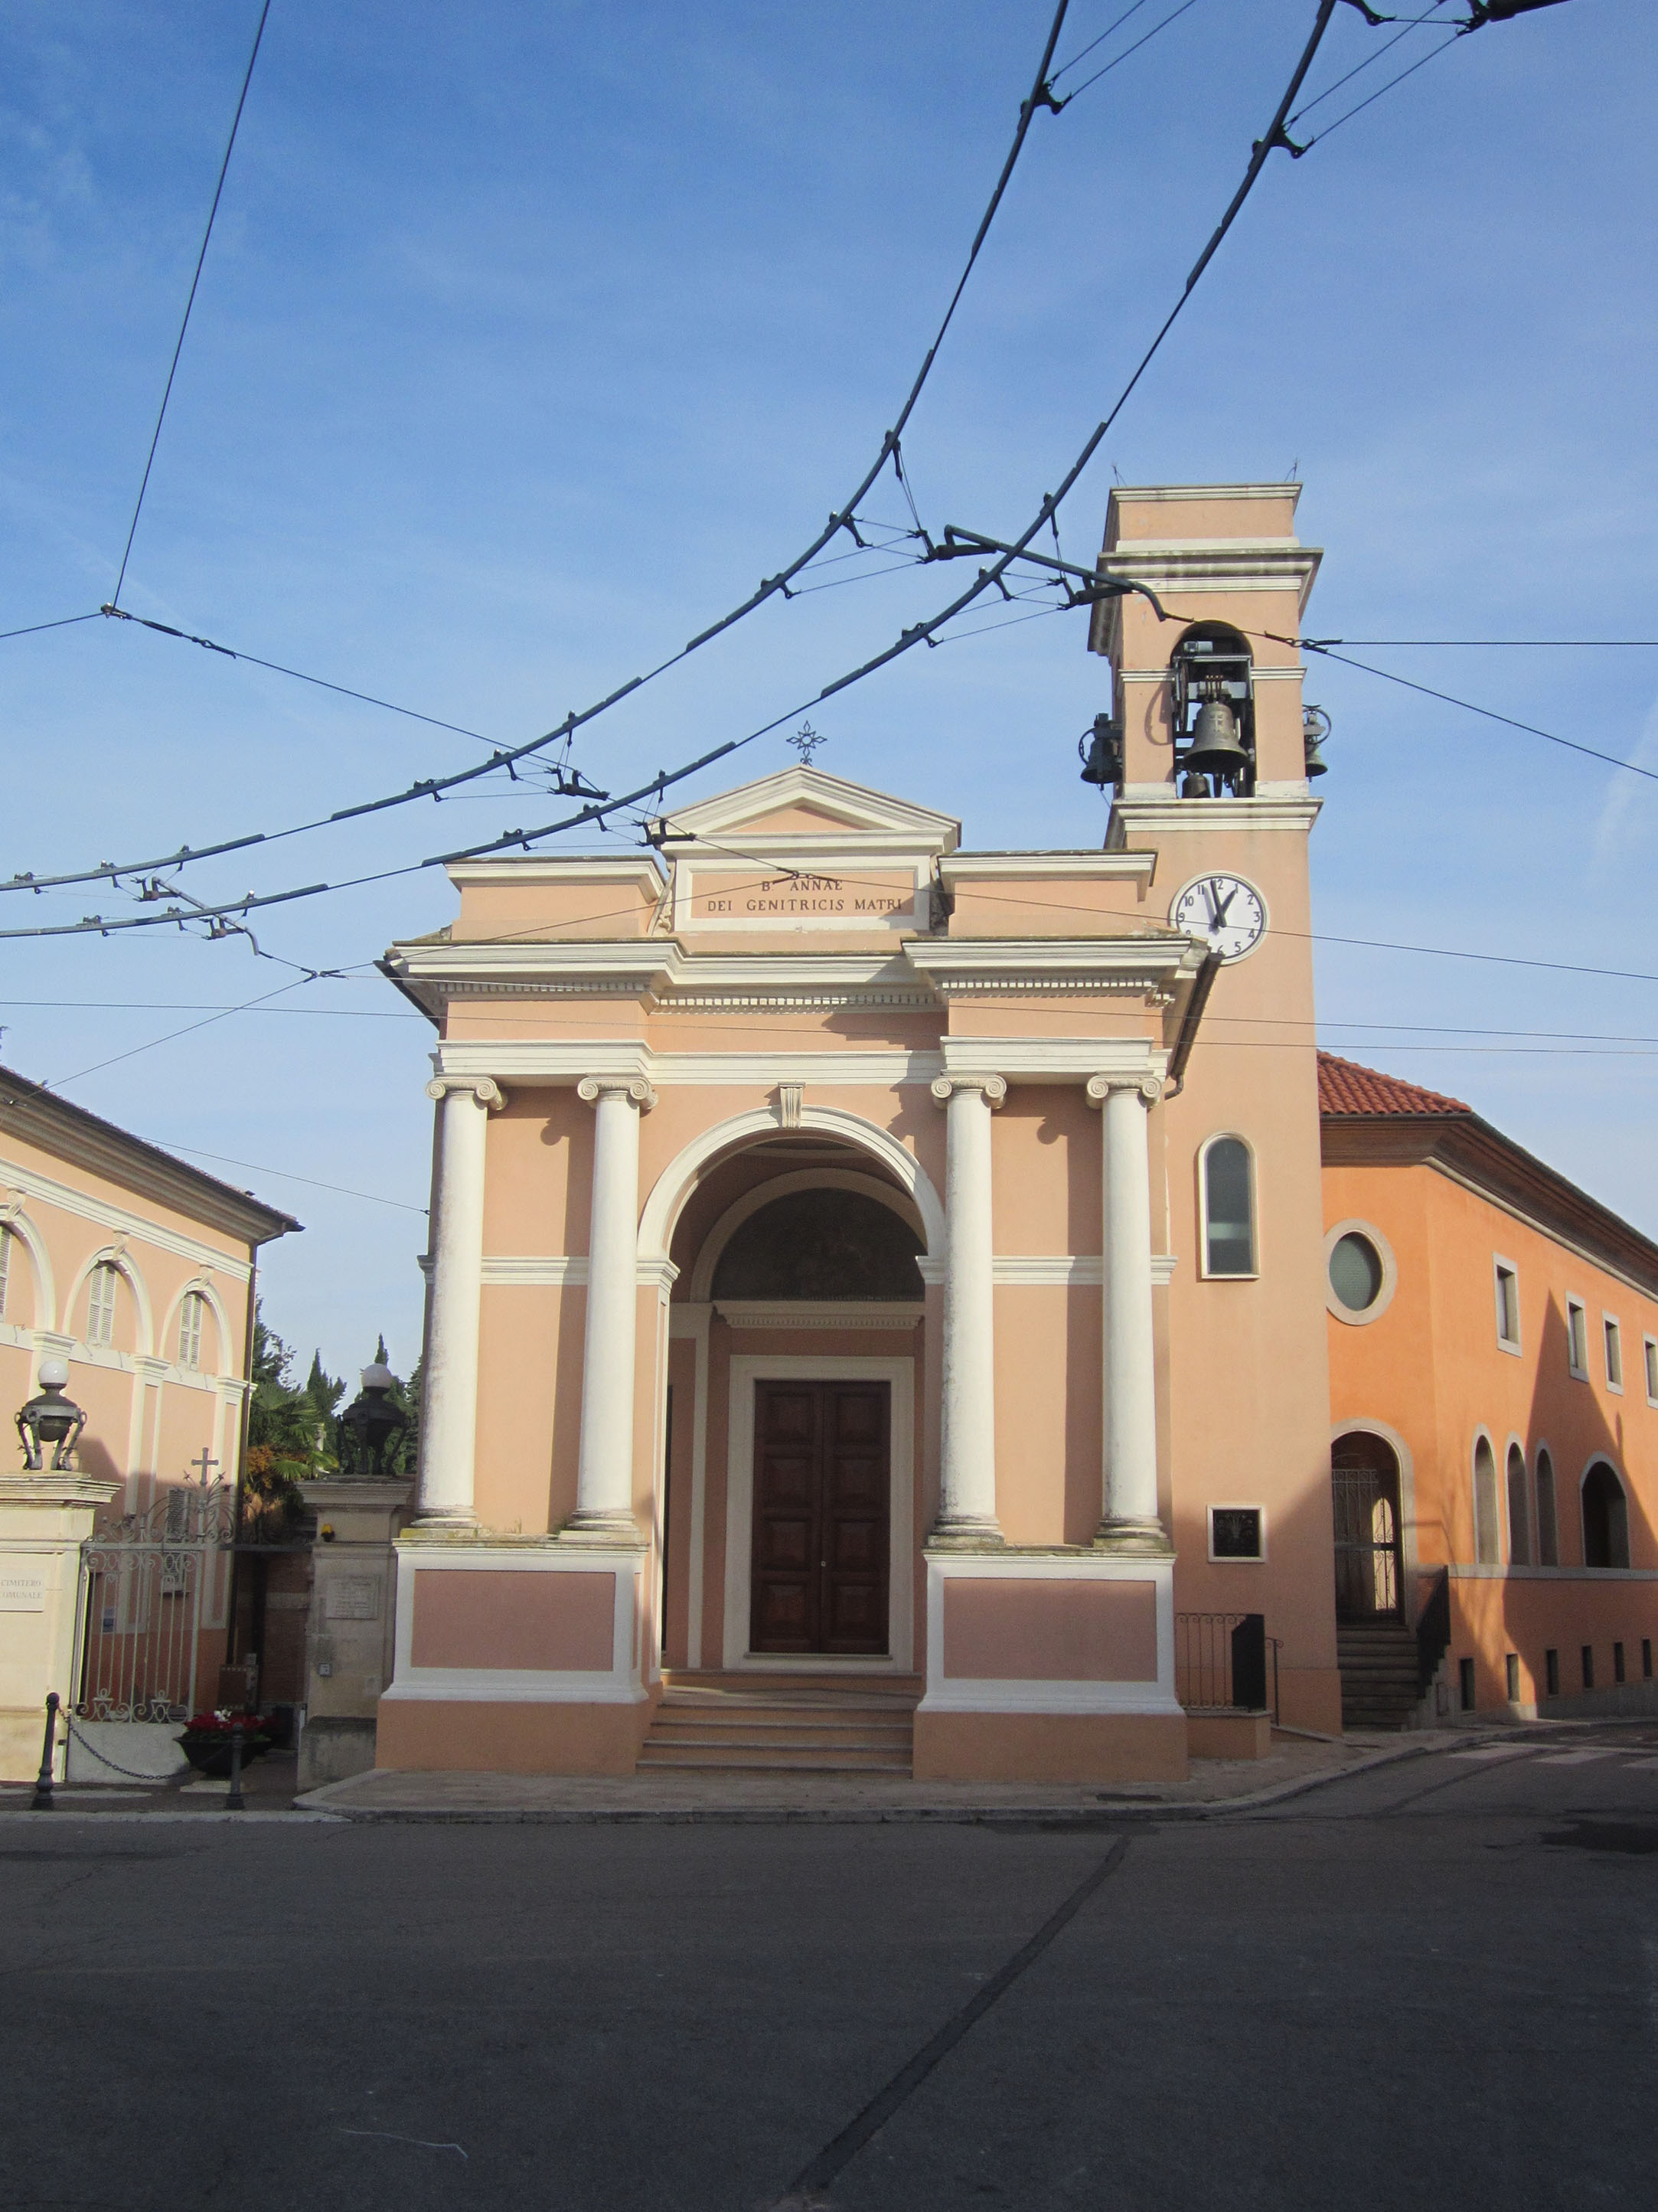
[1303,704,1331,779]
[1079,714,1122,788]
[1185,686,1251,779]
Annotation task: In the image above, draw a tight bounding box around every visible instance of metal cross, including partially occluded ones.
[190,1449,220,1488]
[787,722,825,767]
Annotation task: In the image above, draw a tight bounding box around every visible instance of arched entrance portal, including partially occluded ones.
[1332,1431,1403,1620]
[655,1125,931,1676]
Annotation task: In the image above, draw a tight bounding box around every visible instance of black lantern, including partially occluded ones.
[337,1363,410,1481]
[16,1358,86,1473]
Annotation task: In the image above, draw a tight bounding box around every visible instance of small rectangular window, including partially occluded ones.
[1614,1640,1626,1684]
[1493,1261,1520,1349]
[86,1263,118,1348]
[1208,1505,1265,1561]
[1581,1644,1595,1691]
[1458,1656,1476,1711]
[1643,1639,1653,1681]
[1604,1317,1623,1391]
[1567,1299,1588,1379]
[1646,1337,1658,1406]
[178,1292,204,1371]
[1505,1652,1520,1701]
[1545,1648,1559,1697]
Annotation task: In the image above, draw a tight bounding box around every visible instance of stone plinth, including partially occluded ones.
[0,1474,120,1782]
[299,1478,411,1791]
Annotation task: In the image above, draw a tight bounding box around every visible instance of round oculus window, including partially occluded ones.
[1328,1231,1385,1314]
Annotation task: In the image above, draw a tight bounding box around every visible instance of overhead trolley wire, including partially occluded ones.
[1,0,1359,942]
[1,2,1079,900]
[111,0,273,608]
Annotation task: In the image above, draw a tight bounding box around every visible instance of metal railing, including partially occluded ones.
[1175,1611,1281,1722]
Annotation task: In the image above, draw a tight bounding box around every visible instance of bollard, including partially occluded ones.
[225,1717,246,1812]
[31,1691,60,1812]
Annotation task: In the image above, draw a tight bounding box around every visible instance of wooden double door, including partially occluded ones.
[750,1379,890,1655]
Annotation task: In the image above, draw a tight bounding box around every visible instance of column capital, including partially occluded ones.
[577,1075,658,1113]
[425,1075,508,1109]
[1085,1073,1163,1108]
[929,1073,1007,1108]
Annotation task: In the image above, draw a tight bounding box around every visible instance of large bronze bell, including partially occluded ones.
[1184,682,1251,779]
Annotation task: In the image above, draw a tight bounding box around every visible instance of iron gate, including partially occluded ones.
[76,1480,235,1722]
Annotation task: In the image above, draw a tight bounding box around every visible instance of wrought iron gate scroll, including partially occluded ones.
[75,1482,235,1723]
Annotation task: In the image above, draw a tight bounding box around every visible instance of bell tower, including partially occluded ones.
[1087,482,1344,1736]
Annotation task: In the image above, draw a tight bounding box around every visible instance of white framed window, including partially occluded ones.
[1645,1335,1658,1407]
[1323,1220,1396,1325]
[1208,1505,1266,1562]
[1199,1135,1257,1279]
[1603,1315,1623,1393]
[1493,1258,1521,1352]
[178,1291,205,1371]
[1566,1297,1588,1380]
[86,1262,119,1348]
[1472,1433,1500,1567]
[0,1226,10,1318]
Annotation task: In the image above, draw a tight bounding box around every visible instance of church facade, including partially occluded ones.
[376,482,1344,1783]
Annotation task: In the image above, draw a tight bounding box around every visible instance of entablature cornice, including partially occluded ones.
[938,1037,1170,1086]
[1105,793,1323,847]
[938,851,1157,890]
[903,936,1200,1001]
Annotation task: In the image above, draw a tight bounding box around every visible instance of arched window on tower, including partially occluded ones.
[1506,1444,1531,1567]
[1200,1137,1256,1278]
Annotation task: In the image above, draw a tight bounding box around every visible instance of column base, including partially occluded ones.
[1092,1517,1173,1555]
[406,1510,480,1534]
[559,1508,643,1545]
[927,1514,1005,1550]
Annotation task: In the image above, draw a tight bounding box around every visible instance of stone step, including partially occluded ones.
[638,1747,912,1772]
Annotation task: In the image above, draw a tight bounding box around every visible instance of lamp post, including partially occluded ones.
[15,1358,86,1473]
[336,1364,410,1482]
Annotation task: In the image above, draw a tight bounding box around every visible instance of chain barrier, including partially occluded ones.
[61,1711,184,1784]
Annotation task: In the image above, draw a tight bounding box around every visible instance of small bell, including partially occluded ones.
[1303,704,1331,779]
[1185,681,1251,780]
[1079,714,1123,788]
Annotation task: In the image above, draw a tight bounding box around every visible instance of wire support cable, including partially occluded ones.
[111,0,273,607]
[0,1,1353,943]
[0,612,103,644]
[2,2,1077,901]
[1051,0,1204,108]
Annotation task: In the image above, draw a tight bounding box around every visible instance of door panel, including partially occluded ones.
[752,1380,890,1655]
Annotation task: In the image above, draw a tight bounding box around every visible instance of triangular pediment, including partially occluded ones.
[662,766,960,853]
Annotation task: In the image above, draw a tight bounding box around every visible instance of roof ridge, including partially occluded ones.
[1317,1050,1472,1119]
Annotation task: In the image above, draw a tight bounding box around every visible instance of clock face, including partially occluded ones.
[1170,873,1268,962]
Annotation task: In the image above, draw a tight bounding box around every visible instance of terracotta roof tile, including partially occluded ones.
[1317,1051,1471,1119]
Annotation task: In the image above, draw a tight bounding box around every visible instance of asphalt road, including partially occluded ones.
[2,1727,1653,2211]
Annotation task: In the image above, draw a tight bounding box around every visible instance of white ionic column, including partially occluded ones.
[416,1076,505,1526]
[566,1076,657,1541]
[929,1074,1005,1544]
[1087,1073,1168,1551]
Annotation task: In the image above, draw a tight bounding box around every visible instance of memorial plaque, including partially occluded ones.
[1210,1508,1264,1561]
[0,1572,46,1613]
[326,1575,380,1622]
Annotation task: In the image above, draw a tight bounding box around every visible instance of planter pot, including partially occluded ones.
[179,1731,270,1779]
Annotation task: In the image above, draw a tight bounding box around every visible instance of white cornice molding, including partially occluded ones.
[445,858,665,893]
[906,937,1198,997]
[1096,543,1322,609]
[432,1042,944,1088]
[1105,482,1304,509]
[938,851,1155,887]
[1105,795,1322,846]
[0,1162,255,1284]
[658,763,961,848]
[939,1037,1168,1085]
[713,1299,923,1331]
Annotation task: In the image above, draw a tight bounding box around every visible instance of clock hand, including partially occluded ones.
[1209,880,1239,928]
[1200,881,1220,927]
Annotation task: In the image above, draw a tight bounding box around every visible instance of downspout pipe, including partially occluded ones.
[1164,950,1222,1099]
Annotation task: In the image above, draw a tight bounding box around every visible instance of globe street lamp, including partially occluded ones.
[16,1358,86,1473]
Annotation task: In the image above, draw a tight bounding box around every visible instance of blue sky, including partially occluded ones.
[2,0,1653,1385]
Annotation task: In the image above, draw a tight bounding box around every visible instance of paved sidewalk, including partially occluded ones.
[294,1726,1454,1823]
